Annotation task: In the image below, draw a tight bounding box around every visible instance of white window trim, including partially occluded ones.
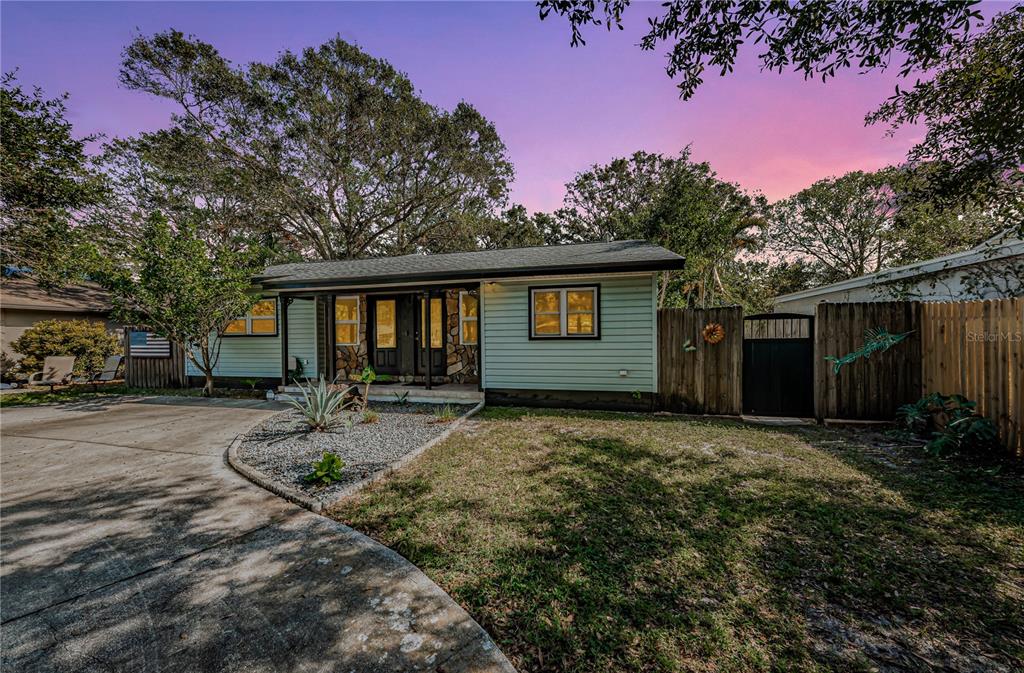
[459,291,479,345]
[530,286,599,338]
[334,295,360,346]
[226,298,278,336]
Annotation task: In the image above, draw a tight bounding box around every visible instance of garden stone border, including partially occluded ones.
[227,400,485,513]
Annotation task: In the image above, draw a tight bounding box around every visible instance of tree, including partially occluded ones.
[556,149,764,307]
[765,168,1003,284]
[91,132,289,258]
[716,260,817,313]
[119,31,513,260]
[866,7,1024,215]
[537,1,981,99]
[98,213,265,396]
[0,73,105,286]
[477,205,551,249]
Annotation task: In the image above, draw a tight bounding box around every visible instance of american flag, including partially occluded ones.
[129,330,171,358]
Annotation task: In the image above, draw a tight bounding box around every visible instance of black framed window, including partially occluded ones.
[529,286,599,339]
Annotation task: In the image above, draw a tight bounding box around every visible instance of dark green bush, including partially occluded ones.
[11,319,121,377]
[897,393,999,456]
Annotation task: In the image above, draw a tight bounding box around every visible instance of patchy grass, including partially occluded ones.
[0,384,263,407]
[331,407,1024,673]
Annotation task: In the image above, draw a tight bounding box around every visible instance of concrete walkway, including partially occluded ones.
[0,397,514,672]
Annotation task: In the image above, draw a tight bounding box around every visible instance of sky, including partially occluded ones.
[2,1,936,212]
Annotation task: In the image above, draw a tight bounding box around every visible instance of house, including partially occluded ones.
[187,240,685,409]
[0,275,118,361]
[774,234,1023,315]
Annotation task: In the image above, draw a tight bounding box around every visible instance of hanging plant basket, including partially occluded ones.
[702,322,725,345]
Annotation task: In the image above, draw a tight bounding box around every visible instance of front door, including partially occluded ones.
[371,296,415,375]
[416,296,446,377]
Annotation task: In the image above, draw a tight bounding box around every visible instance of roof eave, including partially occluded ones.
[257,258,685,290]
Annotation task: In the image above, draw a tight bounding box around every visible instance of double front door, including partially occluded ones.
[370,295,445,377]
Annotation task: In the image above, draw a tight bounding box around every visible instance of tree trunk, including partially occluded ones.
[202,371,215,397]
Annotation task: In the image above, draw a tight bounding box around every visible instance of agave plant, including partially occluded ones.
[284,377,357,431]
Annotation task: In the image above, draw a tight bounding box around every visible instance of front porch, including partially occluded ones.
[277,284,481,391]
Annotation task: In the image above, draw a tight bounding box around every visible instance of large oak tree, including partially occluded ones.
[120,31,513,260]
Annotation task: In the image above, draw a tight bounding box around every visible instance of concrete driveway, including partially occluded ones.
[0,397,513,673]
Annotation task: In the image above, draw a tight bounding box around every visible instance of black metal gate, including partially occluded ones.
[742,313,815,417]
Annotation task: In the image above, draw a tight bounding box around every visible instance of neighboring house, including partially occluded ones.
[188,240,685,409]
[774,234,1024,315]
[0,275,117,360]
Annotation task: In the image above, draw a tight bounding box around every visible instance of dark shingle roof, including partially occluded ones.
[258,240,685,289]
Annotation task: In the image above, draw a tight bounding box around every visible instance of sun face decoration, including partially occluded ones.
[702,322,726,345]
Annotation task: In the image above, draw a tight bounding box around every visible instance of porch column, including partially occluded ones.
[423,290,432,390]
[280,296,292,387]
[327,295,337,382]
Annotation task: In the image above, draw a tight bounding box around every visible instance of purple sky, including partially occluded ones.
[3,1,929,212]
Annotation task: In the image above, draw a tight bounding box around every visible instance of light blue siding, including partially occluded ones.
[482,274,657,392]
[186,297,317,378]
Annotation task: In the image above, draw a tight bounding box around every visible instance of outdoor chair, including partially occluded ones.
[88,355,123,390]
[27,356,77,392]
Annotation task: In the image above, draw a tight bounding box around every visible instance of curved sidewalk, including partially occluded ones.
[0,397,514,672]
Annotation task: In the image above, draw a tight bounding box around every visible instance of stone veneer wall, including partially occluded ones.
[334,289,479,384]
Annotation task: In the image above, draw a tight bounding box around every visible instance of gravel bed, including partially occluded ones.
[237,402,473,500]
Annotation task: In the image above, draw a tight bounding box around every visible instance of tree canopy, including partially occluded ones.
[119,31,513,260]
[765,168,1005,285]
[537,0,981,99]
[553,149,764,307]
[0,73,106,286]
[866,7,1024,213]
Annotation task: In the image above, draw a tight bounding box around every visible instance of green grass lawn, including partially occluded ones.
[331,408,1023,673]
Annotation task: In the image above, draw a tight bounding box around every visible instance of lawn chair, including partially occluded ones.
[89,355,123,390]
[27,356,76,392]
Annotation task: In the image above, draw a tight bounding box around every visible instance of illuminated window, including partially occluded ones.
[225,299,277,336]
[459,292,478,345]
[420,297,443,349]
[335,296,360,345]
[530,287,598,338]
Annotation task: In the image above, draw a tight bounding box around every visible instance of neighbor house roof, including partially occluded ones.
[258,240,686,289]
[774,234,1024,304]
[0,275,111,313]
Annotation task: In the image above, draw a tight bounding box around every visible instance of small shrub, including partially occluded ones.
[240,377,261,390]
[393,390,410,405]
[359,365,376,410]
[304,451,345,486]
[284,377,357,431]
[432,404,460,424]
[11,319,121,377]
[361,409,380,424]
[897,393,999,456]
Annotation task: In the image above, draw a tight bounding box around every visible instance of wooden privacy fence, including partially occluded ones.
[657,298,1022,457]
[658,306,742,415]
[814,302,923,421]
[920,298,1023,457]
[123,327,187,388]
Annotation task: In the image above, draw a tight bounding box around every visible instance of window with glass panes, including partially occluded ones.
[334,296,359,345]
[530,286,598,338]
[459,292,478,345]
[224,298,278,336]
